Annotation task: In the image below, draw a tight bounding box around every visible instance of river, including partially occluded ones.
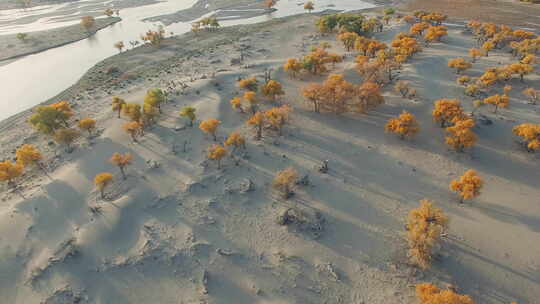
[0,0,375,120]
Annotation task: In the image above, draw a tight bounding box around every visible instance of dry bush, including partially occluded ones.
[273,168,299,199]
[416,283,474,304]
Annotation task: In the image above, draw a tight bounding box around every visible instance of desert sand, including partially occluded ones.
[0,5,539,304]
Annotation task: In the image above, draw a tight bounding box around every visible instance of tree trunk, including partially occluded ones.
[212,132,217,141]
[217,159,221,169]
[100,188,105,199]
[118,109,121,118]
[189,119,193,127]
[120,166,126,180]
[37,162,52,180]
[256,125,262,140]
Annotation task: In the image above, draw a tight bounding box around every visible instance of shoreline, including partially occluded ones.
[0,17,121,62]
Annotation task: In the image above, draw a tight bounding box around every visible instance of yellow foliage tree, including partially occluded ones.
[0,161,24,190]
[80,16,95,32]
[141,26,165,47]
[507,63,533,82]
[144,88,166,113]
[522,88,539,105]
[483,94,509,113]
[244,91,258,114]
[16,144,47,177]
[78,117,96,136]
[94,172,113,198]
[110,152,133,179]
[432,99,465,127]
[273,167,298,199]
[54,128,80,152]
[457,76,471,86]
[448,58,472,74]
[416,283,474,304]
[482,40,495,56]
[302,83,324,113]
[224,131,246,153]
[304,1,314,12]
[199,118,221,141]
[283,58,302,78]
[179,106,196,127]
[123,103,142,122]
[469,48,483,63]
[450,169,483,203]
[513,123,540,152]
[112,97,126,118]
[337,32,359,51]
[407,200,448,269]
[265,105,292,135]
[445,119,476,152]
[247,112,265,140]
[261,80,285,101]
[230,97,244,113]
[208,144,227,169]
[385,111,420,140]
[123,121,142,142]
[238,77,259,92]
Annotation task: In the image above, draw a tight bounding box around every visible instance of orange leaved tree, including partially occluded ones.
[244,91,259,114]
[273,167,298,199]
[432,99,464,127]
[450,169,483,203]
[0,161,24,193]
[407,199,448,270]
[79,117,96,136]
[522,88,539,105]
[230,97,244,113]
[208,144,227,169]
[512,123,540,152]
[385,111,420,140]
[110,152,133,179]
[247,112,265,140]
[199,119,221,141]
[94,172,113,199]
[224,131,246,154]
[469,48,483,63]
[448,58,472,74]
[483,94,509,113]
[261,80,285,102]
[445,119,476,152]
[16,144,50,178]
[416,283,474,304]
[123,121,142,142]
[284,58,302,78]
[265,105,292,136]
[302,83,324,113]
[238,77,259,92]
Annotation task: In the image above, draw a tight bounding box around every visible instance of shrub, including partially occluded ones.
[416,283,474,304]
[385,110,420,139]
[513,123,540,152]
[0,161,24,189]
[450,169,483,203]
[273,168,298,199]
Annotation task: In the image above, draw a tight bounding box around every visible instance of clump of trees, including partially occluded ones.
[416,283,474,304]
[224,132,246,154]
[513,123,540,152]
[450,170,483,203]
[316,13,366,35]
[94,172,113,198]
[406,199,448,269]
[199,119,221,141]
[273,167,298,199]
[110,153,133,179]
[29,101,74,135]
[180,106,197,126]
[141,26,165,47]
[192,17,220,32]
[247,112,266,140]
[385,111,420,140]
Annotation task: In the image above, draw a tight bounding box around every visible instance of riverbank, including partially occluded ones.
[0,17,121,62]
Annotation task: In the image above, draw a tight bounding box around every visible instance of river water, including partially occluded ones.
[0,0,375,120]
